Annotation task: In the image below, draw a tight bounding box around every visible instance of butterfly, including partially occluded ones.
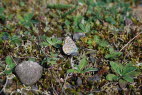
[62,36,78,56]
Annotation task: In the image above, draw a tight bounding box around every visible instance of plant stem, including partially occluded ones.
[120,32,142,52]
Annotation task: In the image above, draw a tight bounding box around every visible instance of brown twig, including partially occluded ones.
[119,32,142,52]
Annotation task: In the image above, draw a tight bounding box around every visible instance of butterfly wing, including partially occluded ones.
[63,36,78,55]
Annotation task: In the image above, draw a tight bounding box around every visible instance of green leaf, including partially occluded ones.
[20,1,25,6]
[0,7,4,13]
[122,65,137,75]
[79,56,87,70]
[67,69,78,73]
[110,61,123,76]
[94,35,100,43]
[41,42,50,46]
[105,16,116,24]
[17,13,36,28]
[105,52,122,59]
[123,76,134,82]
[10,35,21,45]
[28,58,36,62]
[62,6,78,17]
[4,56,16,74]
[74,65,81,72]
[93,35,109,47]
[105,48,122,59]
[85,23,91,32]
[109,48,114,52]
[78,0,85,4]
[83,67,98,73]
[106,74,119,81]
[0,7,5,20]
[125,71,140,77]
[3,69,12,74]
[79,24,86,32]
[99,40,109,47]
[24,13,33,21]
[6,56,16,69]
[49,61,57,65]
[46,37,62,48]
[41,57,48,64]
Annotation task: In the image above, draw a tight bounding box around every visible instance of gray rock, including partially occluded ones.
[73,32,85,41]
[15,61,43,85]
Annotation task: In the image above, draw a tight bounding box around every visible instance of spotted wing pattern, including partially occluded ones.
[62,36,78,55]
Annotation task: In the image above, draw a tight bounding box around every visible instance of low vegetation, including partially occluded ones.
[0,0,142,94]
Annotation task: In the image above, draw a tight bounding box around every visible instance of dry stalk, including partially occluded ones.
[120,32,142,52]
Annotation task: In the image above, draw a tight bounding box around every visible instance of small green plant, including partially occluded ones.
[86,35,109,48]
[0,32,9,43]
[105,48,122,59]
[41,37,62,48]
[94,35,109,47]
[79,22,91,33]
[106,61,140,83]
[3,56,16,74]
[72,16,83,32]
[0,7,5,21]
[10,35,22,45]
[17,13,38,28]
[62,5,78,17]
[67,56,98,73]
[41,52,59,65]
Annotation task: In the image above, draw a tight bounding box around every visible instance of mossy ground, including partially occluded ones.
[0,0,142,95]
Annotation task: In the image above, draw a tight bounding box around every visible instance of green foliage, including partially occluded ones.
[86,35,110,49]
[67,56,98,73]
[76,0,131,26]
[46,3,77,17]
[106,62,140,83]
[4,56,16,74]
[17,13,38,28]
[28,58,36,62]
[65,19,71,32]
[0,32,21,45]
[79,22,91,33]
[62,6,78,17]
[106,74,119,81]
[47,4,73,9]
[41,37,62,48]
[10,35,22,45]
[19,1,25,7]
[0,32,9,43]
[41,52,59,65]
[86,35,109,48]
[72,16,83,32]
[0,0,141,94]
[0,7,5,20]
[105,16,116,25]
[94,35,110,47]
[70,15,94,33]
[105,48,122,59]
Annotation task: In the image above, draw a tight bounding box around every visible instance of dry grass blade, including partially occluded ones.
[120,32,142,52]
